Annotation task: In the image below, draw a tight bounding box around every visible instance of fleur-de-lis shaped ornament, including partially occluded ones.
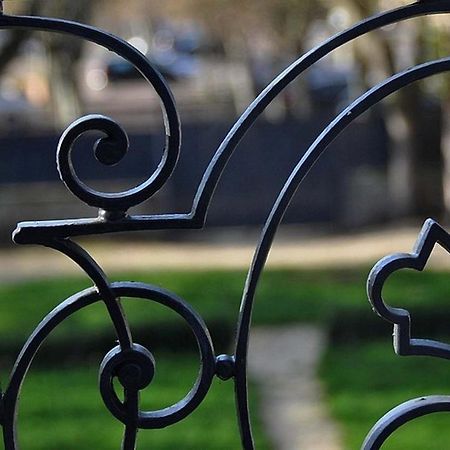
[368,218,450,360]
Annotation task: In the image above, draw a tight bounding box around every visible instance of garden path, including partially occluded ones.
[0,223,442,281]
[248,325,342,450]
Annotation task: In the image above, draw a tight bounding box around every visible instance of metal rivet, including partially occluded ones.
[215,354,235,381]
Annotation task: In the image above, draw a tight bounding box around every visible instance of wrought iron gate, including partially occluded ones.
[0,1,449,449]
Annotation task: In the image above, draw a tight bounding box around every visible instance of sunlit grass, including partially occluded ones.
[2,267,450,448]
[4,266,445,349]
[321,340,450,450]
[17,354,270,450]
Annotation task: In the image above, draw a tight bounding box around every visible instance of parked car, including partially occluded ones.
[106,52,198,83]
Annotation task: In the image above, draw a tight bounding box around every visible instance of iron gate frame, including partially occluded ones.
[0,1,448,449]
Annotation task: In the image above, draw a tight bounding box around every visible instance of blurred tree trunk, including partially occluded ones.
[0,0,42,76]
[380,18,444,218]
[346,1,446,219]
[400,85,444,217]
[0,0,95,128]
[166,0,324,119]
[41,0,94,128]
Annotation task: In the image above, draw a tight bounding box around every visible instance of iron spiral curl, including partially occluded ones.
[2,282,216,450]
[0,11,181,216]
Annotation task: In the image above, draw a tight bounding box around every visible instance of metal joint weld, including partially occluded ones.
[215,354,235,381]
[0,391,4,426]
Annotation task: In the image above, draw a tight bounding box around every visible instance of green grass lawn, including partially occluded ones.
[16,354,270,450]
[1,267,450,448]
[321,340,450,450]
[3,266,449,351]
[0,268,374,361]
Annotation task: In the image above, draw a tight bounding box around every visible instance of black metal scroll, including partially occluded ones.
[364,220,450,449]
[0,1,448,449]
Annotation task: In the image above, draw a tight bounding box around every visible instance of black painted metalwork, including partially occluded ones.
[0,1,448,449]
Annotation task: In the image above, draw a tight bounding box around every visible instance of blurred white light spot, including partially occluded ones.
[86,69,108,91]
[328,7,351,30]
[128,37,149,55]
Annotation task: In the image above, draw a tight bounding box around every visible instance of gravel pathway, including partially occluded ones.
[0,224,439,282]
[248,325,342,450]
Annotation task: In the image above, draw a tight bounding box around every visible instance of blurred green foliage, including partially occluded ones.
[321,340,450,450]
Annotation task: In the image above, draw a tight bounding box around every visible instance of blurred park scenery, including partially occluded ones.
[0,0,448,449]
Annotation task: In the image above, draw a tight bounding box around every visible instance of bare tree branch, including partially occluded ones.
[0,0,42,76]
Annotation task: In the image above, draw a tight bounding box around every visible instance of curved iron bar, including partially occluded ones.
[2,282,216,450]
[368,218,450,359]
[363,219,450,448]
[43,238,133,350]
[0,11,181,217]
[362,396,450,450]
[233,57,450,448]
[191,0,450,221]
[12,0,450,244]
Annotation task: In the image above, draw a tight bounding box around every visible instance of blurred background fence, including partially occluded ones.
[0,0,447,239]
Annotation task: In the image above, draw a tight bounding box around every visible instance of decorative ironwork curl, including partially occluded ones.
[368,218,450,359]
[12,0,450,243]
[363,219,450,448]
[2,282,216,450]
[58,115,130,211]
[57,111,181,214]
[0,1,448,450]
[0,10,181,222]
